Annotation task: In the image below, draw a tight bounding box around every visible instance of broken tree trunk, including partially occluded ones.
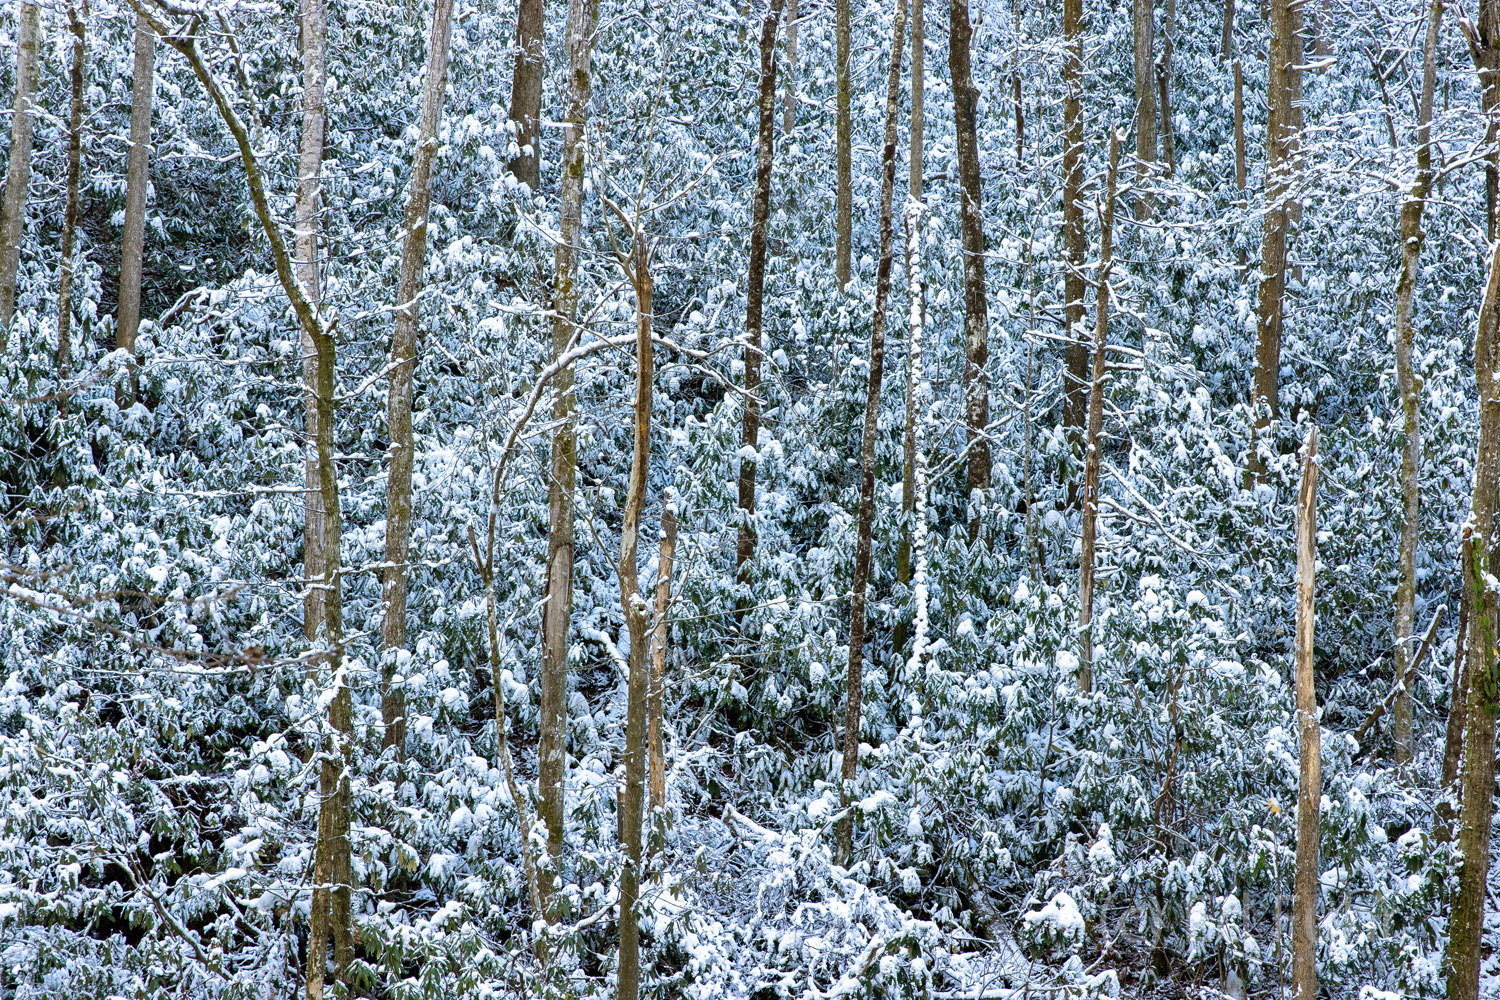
[1291,424,1320,1000]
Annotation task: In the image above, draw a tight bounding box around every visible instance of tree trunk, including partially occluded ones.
[283,0,351,984]
[615,234,653,1000]
[117,13,155,375]
[910,0,923,195]
[57,2,87,386]
[1233,58,1246,193]
[1445,239,1500,1000]
[896,0,924,656]
[0,0,39,342]
[1220,0,1234,59]
[1291,424,1320,1000]
[1156,0,1175,176]
[1478,0,1500,241]
[297,0,327,643]
[1133,0,1157,219]
[147,8,351,973]
[737,0,781,578]
[648,502,677,810]
[1060,0,1089,484]
[835,0,851,286]
[1392,0,1443,769]
[1437,530,1471,844]
[950,0,989,542]
[783,0,797,135]
[382,0,455,760]
[539,0,598,917]
[507,0,544,190]
[902,200,932,684]
[1077,132,1120,694]
[835,0,906,865]
[1252,0,1303,455]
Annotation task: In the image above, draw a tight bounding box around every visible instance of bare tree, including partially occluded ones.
[910,0,923,194]
[950,0,989,541]
[896,0,924,656]
[783,0,797,135]
[1391,0,1443,767]
[1252,0,1304,466]
[1077,132,1120,693]
[117,13,156,378]
[382,0,455,760]
[835,0,851,286]
[648,501,677,809]
[1156,0,1175,175]
[1446,239,1500,1000]
[608,214,654,1000]
[286,0,353,979]
[836,0,906,864]
[1060,0,1089,480]
[297,0,327,643]
[0,0,40,341]
[538,0,600,917]
[1436,530,1472,843]
[57,1,88,385]
[737,0,782,579]
[1133,0,1157,218]
[1291,425,1320,1000]
[1464,0,1500,239]
[508,0,545,189]
[119,5,353,993]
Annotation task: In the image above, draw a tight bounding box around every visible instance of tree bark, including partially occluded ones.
[835,0,906,865]
[783,0,797,135]
[382,0,455,760]
[1445,239,1500,1000]
[1437,531,1472,844]
[1291,424,1320,1000]
[134,4,351,989]
[1392,0,1443,768]
[910,0,923,195]
[896,0,924,655]
[0,0,39,342]
[1156,0,1175,176]
[835,0,851,286]
[1220,0,1234,59]
[539,0,598,917]
[950,0,989,542]
[507,0,544,190]
[902,201,931,684]
[57,2,87,386]
[737,0,781,578]
[1477,0,1500,241]
[282,0,351,983]
[117,13,155,375]
[1234,58,1246,193]
[1252,0,1303,455]
[615,233,653,1000]
[1077,132,1120,694]
[1133,0,1157,219]
[296,0,327,643]
[1060,0,1089,482]
[648,502,677,810]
